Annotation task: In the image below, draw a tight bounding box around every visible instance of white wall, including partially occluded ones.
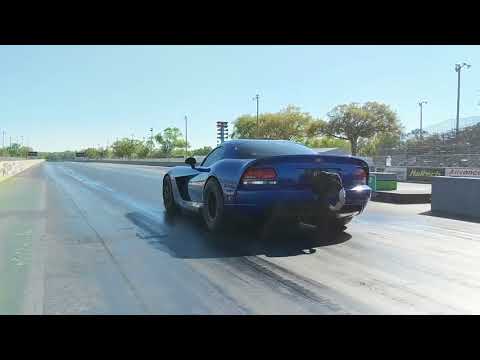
[0,160,44,183]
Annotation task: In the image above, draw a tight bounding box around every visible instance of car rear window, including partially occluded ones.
[230,141,317,159]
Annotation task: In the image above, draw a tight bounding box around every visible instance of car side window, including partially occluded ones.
[201,147,224,167]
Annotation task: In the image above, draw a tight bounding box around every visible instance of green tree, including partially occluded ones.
[45,151,75,161]
[112,138,137,159]
[308,102,401,155]
[408,128,429,140]
[232,105,315,141]
[154,127,187,157]
[134,141,150,159]
[84,148,100,159]
[191,146,213,156]
[303,136,351,153]
[3,143,33,157]
[357,132,402,156]
[171,148,188,157]
[7,143,21,157]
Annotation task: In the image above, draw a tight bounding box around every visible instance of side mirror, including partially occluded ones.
[185,157,197,168]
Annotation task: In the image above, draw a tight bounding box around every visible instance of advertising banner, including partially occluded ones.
[407,167,445,182]
[445,168,480,177]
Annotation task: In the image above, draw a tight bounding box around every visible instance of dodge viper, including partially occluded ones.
[162,139,371,233]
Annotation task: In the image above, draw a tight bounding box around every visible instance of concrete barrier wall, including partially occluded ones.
[431,176,480,219]
[0,159,45,183]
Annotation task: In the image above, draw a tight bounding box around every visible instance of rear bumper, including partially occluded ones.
[226,185,371,218]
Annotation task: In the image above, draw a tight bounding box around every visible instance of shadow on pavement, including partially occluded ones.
[126,211,352,259]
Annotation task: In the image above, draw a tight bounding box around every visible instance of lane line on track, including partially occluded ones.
[46,165,151,314]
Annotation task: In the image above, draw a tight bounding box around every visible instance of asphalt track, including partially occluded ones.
[1,161,480,314]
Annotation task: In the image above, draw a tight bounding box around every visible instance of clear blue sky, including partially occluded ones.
[1,45,479,152]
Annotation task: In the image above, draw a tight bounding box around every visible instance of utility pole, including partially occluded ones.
[418,100,427,139]
[455,62,471,138]
[253,94,260,138]
[185,116,188,158]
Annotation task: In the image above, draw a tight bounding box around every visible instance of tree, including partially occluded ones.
[232,105,315,141]
[154,127,187,157]
[357,132,402,156]
[3,143,33,158]
[45,151,75,161]
[308,102,401,155]
[407,128,429,140]
[191,146,213,156]
[145,138,155,157]
[134,141,150,158]
[112,138,137,159]
[303,136,351,153]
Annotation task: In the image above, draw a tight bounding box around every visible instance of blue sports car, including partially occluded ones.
[162,139,371,233]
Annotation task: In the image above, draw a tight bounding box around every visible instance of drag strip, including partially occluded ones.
[2,161,480,314]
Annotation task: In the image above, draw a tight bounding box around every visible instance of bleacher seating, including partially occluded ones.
[374,123,480,168]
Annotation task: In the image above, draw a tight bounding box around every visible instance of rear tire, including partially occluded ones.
[163,175,178,215]
[202,178,226,233]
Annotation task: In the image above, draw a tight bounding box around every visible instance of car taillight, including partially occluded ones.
[242,167,278,185]
[353,168,367,185]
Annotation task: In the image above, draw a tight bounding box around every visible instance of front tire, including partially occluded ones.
[163,175,178,215]
[202,178,226,232]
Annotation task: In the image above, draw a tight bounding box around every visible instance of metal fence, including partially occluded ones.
[373,154,480,168]
[374,117,480,168]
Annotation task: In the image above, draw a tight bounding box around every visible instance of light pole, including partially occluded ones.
[2,131,5,149]
[418,100,427,139]
[184,116,188,158]
[149,128,153,158]
[253,94,259,138]
[455,62,471,138]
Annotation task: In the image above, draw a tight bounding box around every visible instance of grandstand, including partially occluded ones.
[375,116,480,168]
[424,116,480,135]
